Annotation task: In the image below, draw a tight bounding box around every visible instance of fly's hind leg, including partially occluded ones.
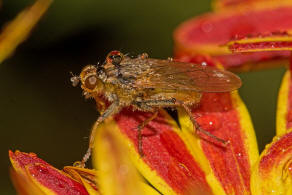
[76,99,120,168]
[136,110,158,157]
[176,100,229,147]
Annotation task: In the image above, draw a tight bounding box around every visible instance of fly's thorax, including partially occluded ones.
[80,65,105,96]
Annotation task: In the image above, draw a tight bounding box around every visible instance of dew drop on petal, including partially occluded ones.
[196,115,221,132]
[201,21,213,33]
[37,165,48,174]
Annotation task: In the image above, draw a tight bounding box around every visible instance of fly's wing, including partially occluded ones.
[120,57,242,92]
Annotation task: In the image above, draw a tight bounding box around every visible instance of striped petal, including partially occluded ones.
[251,131,292,194]
[9,150,89,195]
[174,3,292,71]
[97,108,217,195]
[177,91,258,195]
[226,32,292,53]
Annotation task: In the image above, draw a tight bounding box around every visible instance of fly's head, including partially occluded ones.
[71,65,105,99]
[71,51,125,98]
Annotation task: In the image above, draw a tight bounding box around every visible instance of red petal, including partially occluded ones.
[9,150,89,195]
[114,109,213,194]
[182,92,256,194]
[174,4,292,71]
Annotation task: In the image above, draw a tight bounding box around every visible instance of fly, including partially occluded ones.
[71,50,242,167]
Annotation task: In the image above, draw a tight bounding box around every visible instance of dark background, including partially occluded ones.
[0,0,285,194]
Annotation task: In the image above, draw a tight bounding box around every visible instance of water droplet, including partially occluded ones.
[36,165,48,174]
[237,153,242,157]
[201,22,213,33]
[201,62,207,66]
[167,57,174,62]
[196,115,221,132]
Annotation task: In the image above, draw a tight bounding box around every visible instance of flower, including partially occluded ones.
[9,0,292,194]
[9,85,292,194]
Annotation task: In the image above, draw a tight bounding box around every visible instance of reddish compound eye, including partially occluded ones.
[106,50,124,65]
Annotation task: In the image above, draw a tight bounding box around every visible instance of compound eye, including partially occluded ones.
[84,75,98,90]
[106,50,124,65]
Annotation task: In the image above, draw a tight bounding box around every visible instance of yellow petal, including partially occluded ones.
[93,119,159,195]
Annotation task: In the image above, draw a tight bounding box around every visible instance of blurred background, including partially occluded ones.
[0,0,285,194]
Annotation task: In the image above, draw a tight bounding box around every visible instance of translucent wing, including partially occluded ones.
[119,57,242,92]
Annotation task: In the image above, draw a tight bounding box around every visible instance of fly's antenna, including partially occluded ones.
[70,71,80,87]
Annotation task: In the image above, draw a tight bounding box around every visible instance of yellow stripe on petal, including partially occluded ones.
[251,131,292,195]
[232,91,259,167]
[277,70,290,135]
[226,33,292,53]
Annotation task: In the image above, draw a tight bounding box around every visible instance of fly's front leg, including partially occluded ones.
[78,98,120,167]
[175,100,229,147]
